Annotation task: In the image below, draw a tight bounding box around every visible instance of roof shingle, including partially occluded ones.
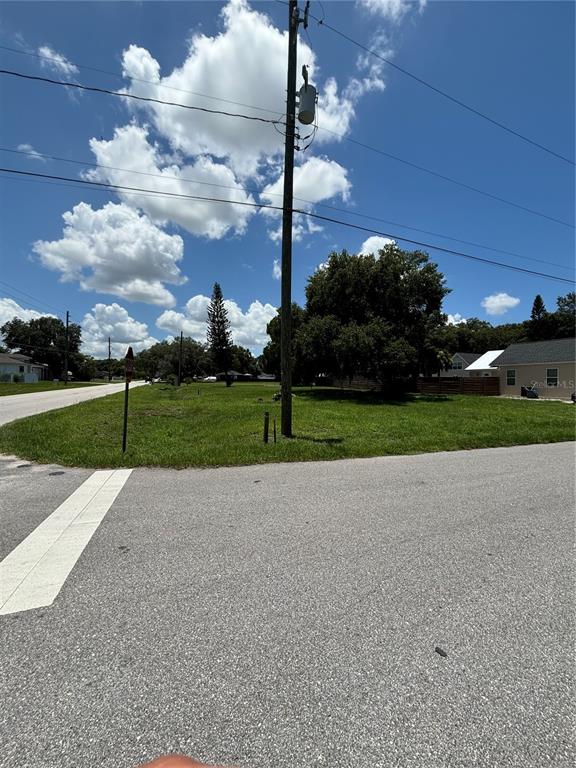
[492,338,576,366]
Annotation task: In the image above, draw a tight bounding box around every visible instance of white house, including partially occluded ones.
[439,352,482,377]
[0,353,48,383]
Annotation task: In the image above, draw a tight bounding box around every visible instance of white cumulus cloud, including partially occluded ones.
[359,235,395,255]
[87,124,256,238]
[119,0,376,178]
[481,292,521,317]
[0,298,54,329]
[119,0,314,178]
[272,259,281,280]
[156,293,277,351]
[156,295,212,341]
[357,0,426,22]
[17,143,47,163]
[81,303,159,358]
[447,313,467,326]
[38,45,78,77]
[261,156,350,241]
[33,201,186,307]
[315,78,360,143]
[225,298,278,349]
[261,156,351,207]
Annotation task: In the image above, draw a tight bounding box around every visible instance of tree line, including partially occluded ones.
[0,283,258,382]
[261,245,575,386]
[1,251,574,384]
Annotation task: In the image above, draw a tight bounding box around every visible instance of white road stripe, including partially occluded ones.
[0,469,132,615]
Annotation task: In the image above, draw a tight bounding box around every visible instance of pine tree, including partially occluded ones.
[207,282,233,374]
[529,294,549,341]
[530,294,547,322]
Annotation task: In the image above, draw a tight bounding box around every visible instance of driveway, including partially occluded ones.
[0,381,146,426]
[0,442,574,767]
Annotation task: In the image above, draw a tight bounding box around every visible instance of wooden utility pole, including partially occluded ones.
[178,330,183,386]
[280,0,299,438]
[63,310,69,384]
[108,336,112,382]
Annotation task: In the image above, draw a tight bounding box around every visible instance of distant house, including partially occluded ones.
[215,370,254,382]
[491,339,576,400]
[464,350,504,377]
[439,352,481,377]
[0,353,48,383]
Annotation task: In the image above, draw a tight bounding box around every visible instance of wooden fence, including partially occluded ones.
[331,375,381,391]
[417,376,500,396]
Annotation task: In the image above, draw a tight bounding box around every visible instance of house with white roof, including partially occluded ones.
[464,350,504,377]
[491,339,575,400]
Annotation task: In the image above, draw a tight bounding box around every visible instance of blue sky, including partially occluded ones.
[0,0,574,357]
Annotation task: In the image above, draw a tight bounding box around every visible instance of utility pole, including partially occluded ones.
[108,337,112,382]
[63,310,69,385]
[178,330,183,386]
[280,0,299,438]
[280,0,312,437]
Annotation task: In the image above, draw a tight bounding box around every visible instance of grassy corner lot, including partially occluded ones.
[0,383,573,469]
[0,381,109,397]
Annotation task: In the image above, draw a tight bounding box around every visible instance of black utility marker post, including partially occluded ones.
[122,346,134,454]
[263,411,270,444]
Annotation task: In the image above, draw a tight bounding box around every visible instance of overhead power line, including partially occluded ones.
[0,69,284,126]
[2,338,133,355]
[0,279,62,314]
[300,210,575,285]
[0,166,573,285]
[12,169,574,278]
[317,128,574,230]
[0,170,216,205]
[1,60,571,228]
[0,289,57,321]
[3,145,573,273]
[306,7,575,166]
[0,165,282,210]
[1,339,71,355]
[0,42,284,117]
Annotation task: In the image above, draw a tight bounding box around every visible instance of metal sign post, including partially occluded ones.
[122,346,134,453]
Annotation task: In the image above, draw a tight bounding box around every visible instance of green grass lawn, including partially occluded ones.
[0,383,573,468]
[0,381,109,397]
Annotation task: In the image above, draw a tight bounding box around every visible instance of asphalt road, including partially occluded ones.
[0,381,146,426]
[0,442,574,768]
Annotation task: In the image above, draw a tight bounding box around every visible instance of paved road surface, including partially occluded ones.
[0,381,146,426]
[0,443,574,768]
